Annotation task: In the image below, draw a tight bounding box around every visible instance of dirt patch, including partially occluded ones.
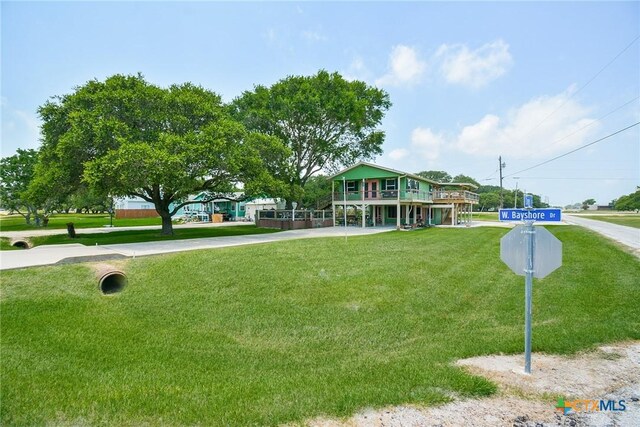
[306,342,639,427]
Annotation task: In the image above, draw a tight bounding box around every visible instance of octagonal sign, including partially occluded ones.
[500,225,562,279]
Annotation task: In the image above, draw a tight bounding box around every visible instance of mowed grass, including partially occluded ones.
[582,214,640,228]
[471,212,498,221]
[0,213,162,232]
[0,237,19,251]
[1,226,638,426]
[17,225,279,248]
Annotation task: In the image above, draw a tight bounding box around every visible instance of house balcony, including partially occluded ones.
[432,190,479,204]
[333,189,433,204]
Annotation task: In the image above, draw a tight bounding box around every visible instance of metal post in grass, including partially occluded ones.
[343,177,348,241]
[523,220,535,374]
[499,196,562,375]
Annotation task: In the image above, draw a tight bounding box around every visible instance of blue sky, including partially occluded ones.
[2,1,639,206]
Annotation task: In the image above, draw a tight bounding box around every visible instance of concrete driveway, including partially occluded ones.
[564,214,640,256]
[0,226,394,270]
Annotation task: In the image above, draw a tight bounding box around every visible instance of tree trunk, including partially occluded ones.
[159,210,174,235]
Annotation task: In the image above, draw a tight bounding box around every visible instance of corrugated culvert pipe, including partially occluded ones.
[11,239,31,249]
[95,265,127,295]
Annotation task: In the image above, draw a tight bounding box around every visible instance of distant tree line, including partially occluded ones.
[563,190,639,212]
[611,188,640,211]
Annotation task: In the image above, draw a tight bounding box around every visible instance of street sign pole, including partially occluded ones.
[524,220,535,374]
[500,207,562,375]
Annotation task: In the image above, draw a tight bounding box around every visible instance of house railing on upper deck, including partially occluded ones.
[333,189,433,203]
[432,190,479,203]
[332,189,479,203]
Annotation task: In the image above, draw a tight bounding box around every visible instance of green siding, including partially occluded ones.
[334,164,401,181]
[433,209,442,225]
[333,164,433,190]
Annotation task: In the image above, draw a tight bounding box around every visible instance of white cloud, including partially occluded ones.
[411,127,445,161]
[343,56,373,82]
[375,45,426,87]
[437,39,513,88]
[454,89,598,158]
[301,30,327,42]
[388,148,409,160]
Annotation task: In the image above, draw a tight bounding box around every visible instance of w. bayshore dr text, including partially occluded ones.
[499,209,562,222]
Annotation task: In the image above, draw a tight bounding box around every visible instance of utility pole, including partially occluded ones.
[499,156,506,209]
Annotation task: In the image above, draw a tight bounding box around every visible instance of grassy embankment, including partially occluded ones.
[470,212,499,221]
[1,226,638,425]
[0,213,162,232]
[25,225,279,247]
[582,214,640,229]
[0,213,275,249]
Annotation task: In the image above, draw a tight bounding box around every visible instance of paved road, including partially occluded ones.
[0,226,394,270]
[564,214,640,256]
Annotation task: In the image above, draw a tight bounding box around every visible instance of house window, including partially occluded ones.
[346,181,357,191]
[406,179,419,190]
[387,206,397,218]
[240,204,245,211]
[383,178,397,190]
[141,204,151,209]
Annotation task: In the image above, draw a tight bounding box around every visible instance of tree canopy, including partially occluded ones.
[581,198,597,210]
[34,74,284,234]
[0,149,43,224]
[451,174,480,187]
[415,170,452,183]
[231,70,391,207]
[614,190,640,211]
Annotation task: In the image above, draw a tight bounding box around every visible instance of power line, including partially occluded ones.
[504,121,640,178]
[482,167,499,181]
[512,177,637,181]
[514,35,640,145]
[535,95,639,153]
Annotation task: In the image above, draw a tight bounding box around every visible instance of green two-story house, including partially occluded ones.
[330,162,478,228]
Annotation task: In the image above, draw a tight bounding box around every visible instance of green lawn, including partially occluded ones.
[582,214,640,229]
[0,237,18,251]
[0,213,163,232]
[471,212,498,221]
[22,225,279,248]
[0,225,277,250]
[1,227,638,426]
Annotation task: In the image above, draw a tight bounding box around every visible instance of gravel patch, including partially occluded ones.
[306,342,639,427]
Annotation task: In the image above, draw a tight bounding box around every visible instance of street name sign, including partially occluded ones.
[499,208,562,222]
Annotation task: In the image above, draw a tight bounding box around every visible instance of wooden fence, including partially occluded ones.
[256,209,334,230]
[115,209,159,219]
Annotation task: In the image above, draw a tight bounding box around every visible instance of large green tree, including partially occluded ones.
[231,70,391,207]
[0,149,43,224]
[614,190,640,211]
[300,175,332,209]
[34,74,283,235]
